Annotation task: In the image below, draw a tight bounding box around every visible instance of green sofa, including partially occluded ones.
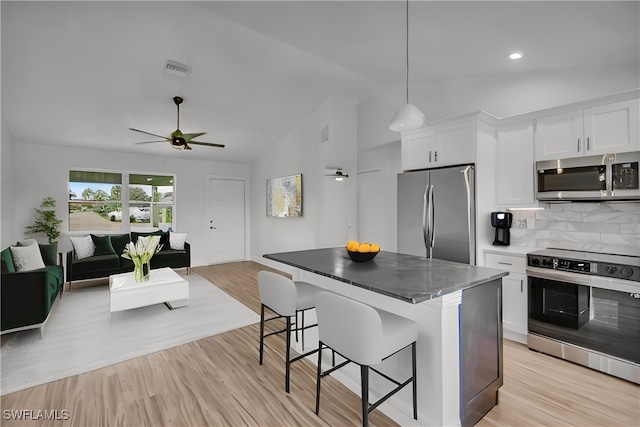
[65,231,190,287]
[1,244,64,336]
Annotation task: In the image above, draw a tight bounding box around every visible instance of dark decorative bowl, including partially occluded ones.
[347,250,378,262]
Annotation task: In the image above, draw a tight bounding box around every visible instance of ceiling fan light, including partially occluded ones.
[389,103,426,132]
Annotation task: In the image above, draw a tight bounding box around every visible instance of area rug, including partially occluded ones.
[0,272,259,395]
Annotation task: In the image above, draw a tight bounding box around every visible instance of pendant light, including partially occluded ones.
[389,0,425,132]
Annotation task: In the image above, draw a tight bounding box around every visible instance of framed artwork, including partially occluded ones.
[266,173,302,217]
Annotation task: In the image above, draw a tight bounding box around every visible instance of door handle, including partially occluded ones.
[210,227,216,230]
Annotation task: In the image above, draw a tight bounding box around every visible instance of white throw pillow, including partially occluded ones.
[169,232,187,250]
[10,244,46,272]
[70,235,96,259]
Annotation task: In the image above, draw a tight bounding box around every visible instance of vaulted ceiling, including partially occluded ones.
[2,1,638,163]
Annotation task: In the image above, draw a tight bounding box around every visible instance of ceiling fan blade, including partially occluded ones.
[182,132,206,142]
[129,128,169,140]
[134,140,167,145]
[189,141,225,148]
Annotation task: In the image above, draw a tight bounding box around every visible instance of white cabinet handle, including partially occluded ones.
[497,261,512,266]
[520,279,524,293]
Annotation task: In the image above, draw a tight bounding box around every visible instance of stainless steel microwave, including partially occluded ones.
[536,152,640,201]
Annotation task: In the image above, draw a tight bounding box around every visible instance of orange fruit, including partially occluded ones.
[346,240,360,252]
[358,243,371,253]
[370,244,380,253]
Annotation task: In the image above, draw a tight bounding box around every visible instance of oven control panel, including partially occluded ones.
[527,255,639,282]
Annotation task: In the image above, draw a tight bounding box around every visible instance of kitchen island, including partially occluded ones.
[264,247,508,427]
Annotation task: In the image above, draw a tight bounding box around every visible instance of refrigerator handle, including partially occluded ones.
[422,184,429,254]
[424,184,434,258]
[462,165,474,257]
[429,184,435,252]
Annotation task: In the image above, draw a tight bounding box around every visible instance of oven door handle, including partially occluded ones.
[526,267,593,286]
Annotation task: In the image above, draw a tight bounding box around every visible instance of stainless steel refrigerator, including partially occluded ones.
[397,165,476,264]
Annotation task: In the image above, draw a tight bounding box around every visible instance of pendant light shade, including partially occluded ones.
[389,0,425,132]
[389,103,425,132]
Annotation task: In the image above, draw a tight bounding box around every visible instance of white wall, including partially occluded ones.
[251,95,358,268]
[1,117,17,248]
[12,143,251,267]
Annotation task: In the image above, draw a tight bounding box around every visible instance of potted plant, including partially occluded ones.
[25,197,63,264]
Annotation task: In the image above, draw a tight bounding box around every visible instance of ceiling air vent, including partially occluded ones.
[165,60,191,78]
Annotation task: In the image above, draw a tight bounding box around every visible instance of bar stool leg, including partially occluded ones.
[259,304,265,365]
[285,316,292,393]
[315,341,323,414]
[361,365,369,427]
[301,310,305,350]
[412,341,417,419]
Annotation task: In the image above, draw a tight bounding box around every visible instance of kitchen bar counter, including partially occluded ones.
[264,247,507,303]
[264,247,509,427]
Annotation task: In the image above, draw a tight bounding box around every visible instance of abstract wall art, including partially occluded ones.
[266,174,302,217]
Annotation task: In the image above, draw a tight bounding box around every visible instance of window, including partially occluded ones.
[69,171,123,232]
[129,174,174,232]
[69,170,175,232]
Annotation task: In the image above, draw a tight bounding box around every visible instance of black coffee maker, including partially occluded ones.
[491,211,513,246]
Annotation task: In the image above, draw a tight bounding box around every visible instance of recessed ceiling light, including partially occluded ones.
[509,52,523,60]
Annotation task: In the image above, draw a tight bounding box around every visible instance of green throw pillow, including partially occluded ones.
[1,247,15,273]
[91,234,116,256]
[109,233,131,257]
[159,230,171,251]
[38,244,58,266]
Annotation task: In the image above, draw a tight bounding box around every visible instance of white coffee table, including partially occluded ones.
[109,267,189,313]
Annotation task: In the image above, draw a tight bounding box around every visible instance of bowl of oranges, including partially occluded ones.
[346,240,380,262]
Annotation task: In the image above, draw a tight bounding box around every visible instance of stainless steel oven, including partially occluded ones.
[527,249,640,384]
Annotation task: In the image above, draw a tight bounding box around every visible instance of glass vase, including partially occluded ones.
[133,258,144,282]
[143,261,151,281]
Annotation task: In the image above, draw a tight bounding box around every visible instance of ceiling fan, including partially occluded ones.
[130,96,225,150]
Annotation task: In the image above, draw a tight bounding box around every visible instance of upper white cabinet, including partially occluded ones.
[535,99,639,161]
[496,121,534,206]
[433,121,475,166]
[401,120,476,171]
[401,129,434,171]
[584,100,640,155]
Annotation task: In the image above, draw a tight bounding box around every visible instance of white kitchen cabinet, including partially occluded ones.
[583,100,640,155]
[535,99,639,161]
[432,121,475,166]
[401,120,476,171]
[484,251,528,343]
[496,121,534,206]
[401,129,434,171]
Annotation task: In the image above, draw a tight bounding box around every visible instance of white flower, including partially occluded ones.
[121,235,162,263]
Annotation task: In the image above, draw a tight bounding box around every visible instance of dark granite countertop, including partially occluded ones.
[264,247,508,304]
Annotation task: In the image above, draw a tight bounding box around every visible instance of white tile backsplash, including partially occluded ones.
[509,202,640,256]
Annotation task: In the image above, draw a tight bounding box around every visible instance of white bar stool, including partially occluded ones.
[257,270,322,393]
[314,291,418,427]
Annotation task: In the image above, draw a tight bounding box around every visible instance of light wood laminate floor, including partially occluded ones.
[1,261,638,426]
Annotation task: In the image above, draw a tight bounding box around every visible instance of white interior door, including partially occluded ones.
[207,178,246,264]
